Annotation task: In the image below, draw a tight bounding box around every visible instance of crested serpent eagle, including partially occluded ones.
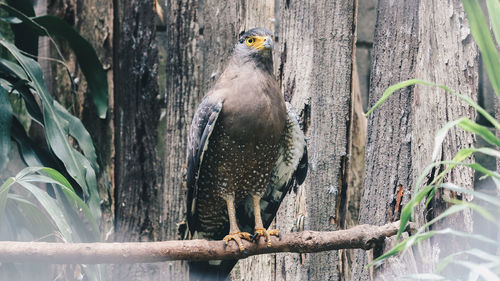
[186,27,308,279]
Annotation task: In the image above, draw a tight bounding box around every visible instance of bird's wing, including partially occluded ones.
[238,102,308,230]
[186,96,223,234]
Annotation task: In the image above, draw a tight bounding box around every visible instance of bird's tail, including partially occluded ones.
[188,260,237,281]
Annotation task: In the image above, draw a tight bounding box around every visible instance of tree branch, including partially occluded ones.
[0,221,413,264]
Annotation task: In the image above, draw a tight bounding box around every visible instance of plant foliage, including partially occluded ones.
[0,1,107,280]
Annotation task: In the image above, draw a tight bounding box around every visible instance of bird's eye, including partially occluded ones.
[245,37,255,45]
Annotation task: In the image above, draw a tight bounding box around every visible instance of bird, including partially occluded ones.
[185,27,308,280]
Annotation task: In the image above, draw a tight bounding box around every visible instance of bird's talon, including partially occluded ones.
[253,228,281,246]
[223,232,251,251]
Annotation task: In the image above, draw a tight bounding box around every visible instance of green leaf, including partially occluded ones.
[0,177,15,227]
[431,118,500,161]
[397,185,435,238]
[0,85,12,170]
[458,119,500,147]
[419,204,470,231]
[10,117,45,167]
[41,167,99,238]
[53,102,98,170]
[365,79,500,131]
[0,16,22,24]
[0,57,29,81]
[453,260,500,281]
[441,182,500,207]
[6,194,55,240]
[437,228,500,246]
[463,0,500,98]
[402,273,445,280]
[449,198,498,224]
[0,32,101,221]
[465,248,500,264]
[15,180,73,242]
[486,0,500,47]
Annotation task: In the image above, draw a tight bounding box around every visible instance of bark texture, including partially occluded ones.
[112,0,162,279]
[351,0,478,279]
[269,1,356,280]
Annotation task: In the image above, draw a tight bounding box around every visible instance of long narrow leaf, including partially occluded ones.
[53,102,98,170]
[486,0,500,46]
[453,261,500,281]
[6,194,55,240]
[448,198,498,224]
[458,119,500,147]
[441,182,500,207]
[432,119,500,162]
[397,185,435,237]
[42,167,99,237]
[366,79,500,131]
[15,181,73,242]
[463,0,500,98]
[0,177,15,227]
[402,273,445,280]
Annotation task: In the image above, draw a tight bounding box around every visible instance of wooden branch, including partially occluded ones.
[0,221,413,264]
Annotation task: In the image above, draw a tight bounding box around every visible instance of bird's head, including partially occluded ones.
[233,28,274,69]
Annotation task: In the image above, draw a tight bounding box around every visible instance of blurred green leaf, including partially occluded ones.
[42,167,99,237]
[0,85,12,170]
[10,117,45,167]
[453,260,500,281]
[15,180,73,242]
[5,194,55,240]
[366,79,500,131]
[0,177,14,227]
[448,198,497,224]
[441,182,500,207]
[463,0,500,98]
[403,273,445,280]
[458,119,500,147]
[486,0,500,46]
[420,204,470,231]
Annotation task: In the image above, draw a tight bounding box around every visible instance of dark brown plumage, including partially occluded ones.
[186,28,307,280]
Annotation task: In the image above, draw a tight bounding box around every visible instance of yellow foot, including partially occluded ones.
[223,231,252,251]
[253,228,281,247]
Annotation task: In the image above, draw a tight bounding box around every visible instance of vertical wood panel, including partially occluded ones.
[112,0,162,279]
[273,1,356,280]
[351,0,477,279]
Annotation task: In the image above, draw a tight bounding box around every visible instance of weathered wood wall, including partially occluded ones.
[351,0,478,279]
[37,0,487,280]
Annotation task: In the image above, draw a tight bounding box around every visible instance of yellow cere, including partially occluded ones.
[245,36,268,50]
